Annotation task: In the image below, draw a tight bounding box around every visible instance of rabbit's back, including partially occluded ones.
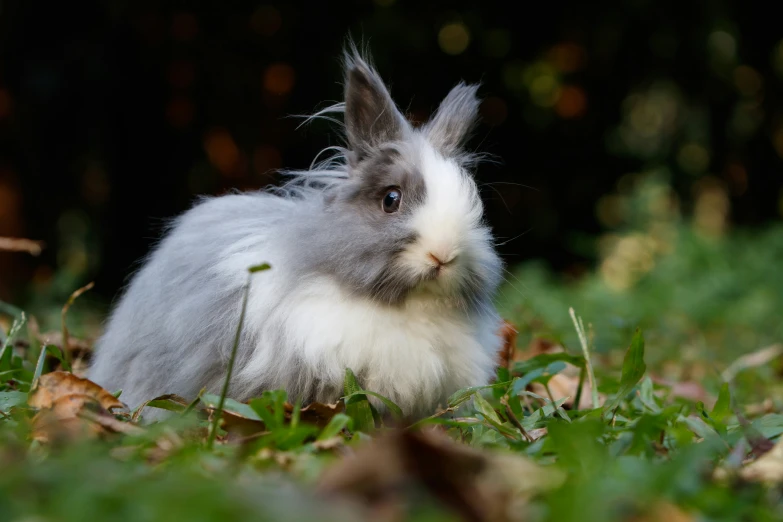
[88,192,297,409]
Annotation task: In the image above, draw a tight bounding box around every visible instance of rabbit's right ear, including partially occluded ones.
[343,51,407,163]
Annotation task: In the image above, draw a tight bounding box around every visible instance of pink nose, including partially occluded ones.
[428,253,456,271]
[428,253,444,267]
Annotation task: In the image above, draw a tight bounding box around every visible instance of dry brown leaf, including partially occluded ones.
[28,371,124,411]
[739,435,783,483]
[217,410,267,441]
[496,320,519,371]
[31,395,117,442]
[0,236,44,255]
[516,337,561,361]
[648,374,714,406]
[518,338,604,409]
[525,428,548,442]
[288,401,345,428]
[28,372,129,443]
[206,399,345,442]
[317,428,562,522]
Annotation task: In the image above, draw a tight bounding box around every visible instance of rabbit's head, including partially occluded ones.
[301,50,502,311]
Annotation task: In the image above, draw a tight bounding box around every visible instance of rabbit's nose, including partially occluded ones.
[428,252,457,270]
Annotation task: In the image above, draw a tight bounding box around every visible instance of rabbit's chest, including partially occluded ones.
[243,277,500,413]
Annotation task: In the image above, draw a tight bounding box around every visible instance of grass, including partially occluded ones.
[2,180,783,521]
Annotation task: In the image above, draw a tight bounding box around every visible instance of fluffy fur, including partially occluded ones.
[88,48,504,419]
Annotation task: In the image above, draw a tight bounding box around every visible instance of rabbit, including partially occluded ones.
[87,47,505,420]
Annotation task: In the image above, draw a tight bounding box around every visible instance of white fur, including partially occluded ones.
[88,53,504,419]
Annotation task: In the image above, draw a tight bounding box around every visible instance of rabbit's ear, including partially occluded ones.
[343,51,407,162]
[423,83,480,157]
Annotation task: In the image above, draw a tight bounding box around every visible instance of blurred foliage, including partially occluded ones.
[1,0,782,310]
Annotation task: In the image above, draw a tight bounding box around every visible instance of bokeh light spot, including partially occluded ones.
[596,194,627,228]
[529,74,561,107]
[692,177,730,237]
[676,143,710,175]
[725,162,748,196]
[733,65,763,97]
[547,42,586,73]
[438,23,471,56]
[707,30,736,62]
[263,63,296,95]
[555,86,587,118]
[204,128,240,176]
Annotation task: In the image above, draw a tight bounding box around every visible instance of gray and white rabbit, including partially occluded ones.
[88,48,505,419]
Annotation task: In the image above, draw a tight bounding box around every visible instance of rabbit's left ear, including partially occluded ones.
[343,52,408,162]
[423,83,481,157]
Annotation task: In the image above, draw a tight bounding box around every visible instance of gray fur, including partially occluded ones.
[88,47,501,417]
[423,83,481,159]
[342,51,410,163]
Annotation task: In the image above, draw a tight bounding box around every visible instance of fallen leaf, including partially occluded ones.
[516,337,561,361]
[28,371,124,410]
[205,399,346,442]
[317,428,562,522]
[739,435,783,483]
[0,237,44,256]
[496,320,519,371]
[32,394,108,442]
[525,428,548,442]
[215,409,267,441]
[28,372,129,443]
[287,401,345,428]
[518,338,604,409]
[736,410,776,458]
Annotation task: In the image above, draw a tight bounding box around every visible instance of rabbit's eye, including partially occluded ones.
[382,188,402,213]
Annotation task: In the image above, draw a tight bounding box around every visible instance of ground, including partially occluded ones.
[2,179,783,521]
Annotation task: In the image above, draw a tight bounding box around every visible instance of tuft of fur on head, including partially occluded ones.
[279,44,483,197]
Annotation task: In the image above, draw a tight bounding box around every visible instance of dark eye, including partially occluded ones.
[382,188,402,213]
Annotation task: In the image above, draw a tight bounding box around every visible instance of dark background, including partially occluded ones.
[1,0,781,306]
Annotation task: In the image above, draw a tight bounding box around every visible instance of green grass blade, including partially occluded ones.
[343,368,374,432]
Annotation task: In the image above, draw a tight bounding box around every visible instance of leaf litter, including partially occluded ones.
[4,275,783,521]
